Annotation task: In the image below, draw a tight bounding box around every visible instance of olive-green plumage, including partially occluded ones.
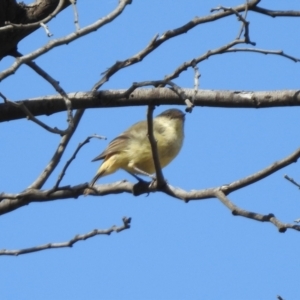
[90,109,185,186]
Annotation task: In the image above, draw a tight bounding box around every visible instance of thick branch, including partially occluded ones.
[1,89,300,122]
[0,0,70,59]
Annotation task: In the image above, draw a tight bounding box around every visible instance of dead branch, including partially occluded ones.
[0,217,131,256]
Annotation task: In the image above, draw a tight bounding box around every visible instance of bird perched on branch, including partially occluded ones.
[89,108,185,186]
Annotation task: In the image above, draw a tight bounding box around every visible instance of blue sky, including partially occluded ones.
[1,1,300,299]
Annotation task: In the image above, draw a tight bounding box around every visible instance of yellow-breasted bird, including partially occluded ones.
[90,109,185,186]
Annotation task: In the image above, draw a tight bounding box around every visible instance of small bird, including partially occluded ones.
[89,108,185,186]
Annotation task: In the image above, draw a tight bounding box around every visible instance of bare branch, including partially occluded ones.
[236,1,249,40]
[211,4,254,44]
[1,144,300,232]
[118,80,192,112]
[53,135,106,189]
[166,82,194,113]
[147,105,165,188]
[0,0,132,82]
[221,147,300,194]
[69,0,80,30]
[191,65,200,109]
[2,89,300,122]
[284,175,300,189]
[0,217,131,256]
[164,39,245,82]
[6,130,299,203]
[225,47,300,63]
[164,29,298,85]
[214,190,300,233]
[12,50,75,133]
[28,109,85,189]
[251,6,300,17]
[92,0,261,90]
[40,22,53,37]
[2,96,66,135]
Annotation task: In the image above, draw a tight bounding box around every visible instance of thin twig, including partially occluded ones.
[211,5,254,45]
[221,147,300,194]
[5,98,66,134]
[0,92,66,134]
[147,105,165,188]
[69,0,80,30]
[251,6,300,17]
[0,217,131,256]
[214,190,300,233]
[164,39,245,83]
[237,1,249,39]
[53,135,106,189]
[40,22,53,37]
[167,82,194,112]
[118,80,192,112]
[28,109,85,189]
[12,50,75,133]
[92,0,261,90]
[225,48,300,63]
[284,174,300,189]
[190,64,200,111]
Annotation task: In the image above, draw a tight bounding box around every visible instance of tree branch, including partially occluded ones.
[28,108,84,189]
[147,105,165,187]
[92,0,261,90]
[251,6,300,17]
[0,217,131,256]
[11,50,75,134]
[1,144,300,232]
[2,89,300,122]
[214,190,300,233]
[0,0,132,81]
[53,135,106,189]
[0,0,70,59]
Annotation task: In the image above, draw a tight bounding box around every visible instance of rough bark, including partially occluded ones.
[0,0,70,60]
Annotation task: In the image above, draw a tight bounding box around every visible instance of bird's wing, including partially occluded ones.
[91,120,148,162]
[91,134,131,161]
